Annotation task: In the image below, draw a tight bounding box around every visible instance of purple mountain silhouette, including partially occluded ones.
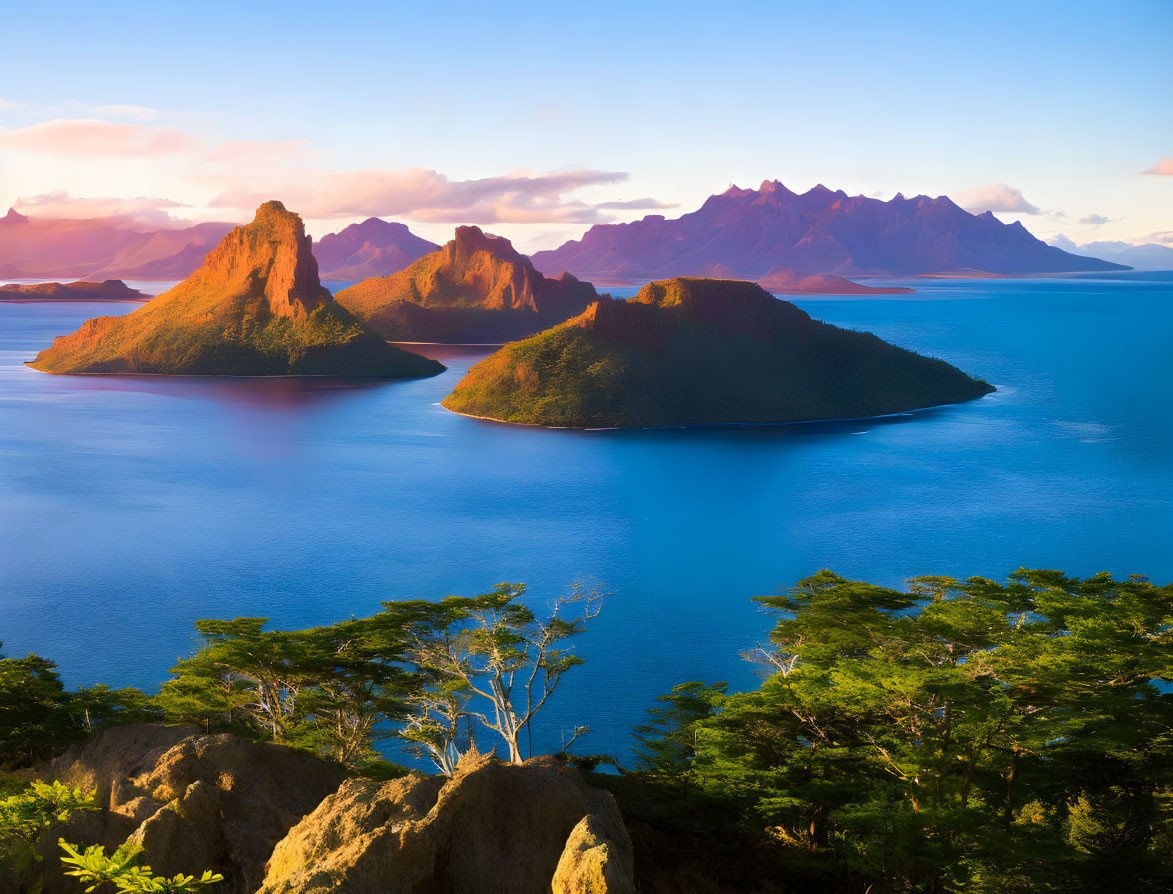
[531,181,1127,281]
[315,218,439,281]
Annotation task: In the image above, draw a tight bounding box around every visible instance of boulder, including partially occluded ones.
[260,752,635,894]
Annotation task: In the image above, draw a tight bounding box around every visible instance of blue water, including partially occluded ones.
[2,275,1172,762]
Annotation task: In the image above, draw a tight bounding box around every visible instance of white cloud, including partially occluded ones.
[208,167,631,224]
[12,191,194,226]
[0,119,198,157]
[956,183,1041,215]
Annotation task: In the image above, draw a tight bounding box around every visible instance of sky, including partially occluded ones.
[0,0,1169,252]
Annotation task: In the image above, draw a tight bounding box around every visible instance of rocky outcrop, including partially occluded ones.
[552,813,635,894]
[334,226,600,343]
[20,725,346,894]
[0,279,148,300]
[27,201,444,378]
[259,751,634,894]
[443,276,995,427]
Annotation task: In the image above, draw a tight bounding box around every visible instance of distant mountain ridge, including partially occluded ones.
[0,208,437,282]
[0,208,235,280]
[335,225,599,343]
[531,181,1128,281]
[315,217,439,281]
[1049,236,1173,271]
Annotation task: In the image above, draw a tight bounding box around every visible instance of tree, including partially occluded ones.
[640,569,1173,893]
[392,580,606,769]
[0,646,71,768]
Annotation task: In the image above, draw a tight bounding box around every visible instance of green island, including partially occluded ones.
[441,277,995,427]
[2,568,1170,893]
[26,202,443,378]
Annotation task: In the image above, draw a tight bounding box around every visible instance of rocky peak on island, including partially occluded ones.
[3,206,29,224]
[333,225,600,343]
[186,200,328,321]
[27,201,445,378]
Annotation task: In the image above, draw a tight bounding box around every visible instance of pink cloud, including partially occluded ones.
[209,167,629,224]
[956,183,1041,215]
[13,191,192,227]
[0,119,198,157]
[1142,159,1173,175]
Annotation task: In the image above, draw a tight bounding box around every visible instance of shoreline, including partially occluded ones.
[440,390,998,432]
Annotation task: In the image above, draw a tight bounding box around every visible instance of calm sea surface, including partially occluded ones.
[2,275,1172,760]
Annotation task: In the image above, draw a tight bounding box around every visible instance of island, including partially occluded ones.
[756,267,914,295]
[0,279,147,300]
[27,202,445,378]
[441,277,994,427]
[334,225,600,343]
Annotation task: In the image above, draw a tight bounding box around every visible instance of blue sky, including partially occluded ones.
[0,0,1169,250]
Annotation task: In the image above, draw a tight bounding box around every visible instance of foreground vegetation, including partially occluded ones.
[2,569,1170,892]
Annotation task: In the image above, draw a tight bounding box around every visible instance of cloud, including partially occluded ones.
[0,98,22,111]
[1142,159,1173,175]
[1050,234,1079,251]
[1145,231,1173,244]
[209,167,630,224]
[595,197,677,210]
[1079,213,1114,226]
[956,183,1040,214]
[90,104,161,121]
[0,119,199,157]
[13,191,192,227]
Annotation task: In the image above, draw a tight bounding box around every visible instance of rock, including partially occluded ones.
[260,752,635,894]
[552,813,636,894]
[334,225,600,343]
[22,725,347,894]
[44,722,193,810]
[133,734,348,892]
[27,201,445,378]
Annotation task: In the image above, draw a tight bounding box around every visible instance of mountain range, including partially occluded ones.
[1049,235,1173,271]
[0,207,235,280]
[530,181,1128,282]
[0,210,438,282]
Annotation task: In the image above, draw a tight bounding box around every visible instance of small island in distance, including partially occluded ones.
[27,202,444,379]
[755,267,915,295]
[442,277,994,428]
[0,279,147,301]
